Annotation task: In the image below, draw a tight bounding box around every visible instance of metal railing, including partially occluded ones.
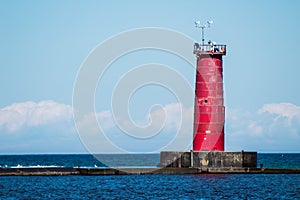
[194,44,226,54]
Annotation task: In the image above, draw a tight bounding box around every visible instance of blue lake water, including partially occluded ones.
[0,153,299,168]
[0,153,299,199]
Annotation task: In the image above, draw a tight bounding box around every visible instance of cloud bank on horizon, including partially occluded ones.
[0,101,73,132]
[0,100,299,153]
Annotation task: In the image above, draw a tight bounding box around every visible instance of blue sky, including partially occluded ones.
[0,1,300,154]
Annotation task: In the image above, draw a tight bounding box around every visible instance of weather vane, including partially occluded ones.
[194,20,213,46]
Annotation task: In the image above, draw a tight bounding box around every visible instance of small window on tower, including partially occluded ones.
[204,99,208,104]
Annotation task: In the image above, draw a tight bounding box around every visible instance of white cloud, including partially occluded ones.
[75,110,115,134]
[77,102,300,152]
[226,102,300,152]
[77,103,193,136]
[145,103,193,132]
[0,100,193,140]
[74,103,193,153]
[247,121,263,136]
[3,100,298,152]
[0,100,73,132]
[259,103,300,122]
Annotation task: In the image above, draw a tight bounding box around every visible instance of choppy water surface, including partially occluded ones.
[0,174,299,199]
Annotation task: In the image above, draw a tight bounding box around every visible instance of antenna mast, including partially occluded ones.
[194,20,213,46]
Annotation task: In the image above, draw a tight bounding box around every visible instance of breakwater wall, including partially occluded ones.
[1,167,300,176]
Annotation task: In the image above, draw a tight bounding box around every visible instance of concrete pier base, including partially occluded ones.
[159,151,257,168]
[1,166,300,176]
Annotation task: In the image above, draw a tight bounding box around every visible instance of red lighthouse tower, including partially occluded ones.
[193,21,226,151]
[159,23,257,169]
